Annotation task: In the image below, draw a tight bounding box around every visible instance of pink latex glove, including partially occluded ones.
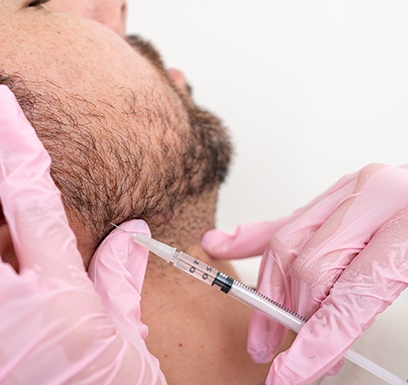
[0,85,166,385]
[202,165,408,384]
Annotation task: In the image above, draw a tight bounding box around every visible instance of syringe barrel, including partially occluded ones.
[172,253,305,332]
[228,281,305,333]
[172,251,219,285]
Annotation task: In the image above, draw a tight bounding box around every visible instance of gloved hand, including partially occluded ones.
[202,164,408,384]
[0,85,166,385]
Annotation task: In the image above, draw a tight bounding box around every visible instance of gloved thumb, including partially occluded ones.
[202,218,292,259]
[88,219,151,342]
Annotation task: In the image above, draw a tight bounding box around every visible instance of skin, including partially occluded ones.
[0,1,278,383]
[44,0,190,104]
[44,0,128,36]
[44,0,189,90]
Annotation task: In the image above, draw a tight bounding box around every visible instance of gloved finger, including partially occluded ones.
[247,177,358,362]
[290,165,408,318]
[248,244,345,373]
[246,241,293,362]
[201,169,358,261]
[201,219,291,259]
[265,209,408,385]
[0,86,81,274]
[88,219,151,341]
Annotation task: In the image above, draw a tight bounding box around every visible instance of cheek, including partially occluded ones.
[45,1,91,18]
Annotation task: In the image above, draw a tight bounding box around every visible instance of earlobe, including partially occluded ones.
[166,68,191,96]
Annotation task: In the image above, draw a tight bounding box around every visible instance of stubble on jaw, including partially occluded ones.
[0,59,232,250]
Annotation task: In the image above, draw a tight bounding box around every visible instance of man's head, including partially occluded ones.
[0,1,232,266]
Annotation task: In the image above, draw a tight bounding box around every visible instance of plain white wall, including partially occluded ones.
[126,1,408,283]
[127,0,408,223]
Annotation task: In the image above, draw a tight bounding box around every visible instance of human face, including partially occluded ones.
[0,0,231,266]
[44,0,128,36]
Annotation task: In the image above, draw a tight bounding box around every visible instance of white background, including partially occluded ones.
[127,1,408,283]
[126,2,408,381]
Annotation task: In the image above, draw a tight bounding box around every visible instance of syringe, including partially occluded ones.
[112,224,406,385]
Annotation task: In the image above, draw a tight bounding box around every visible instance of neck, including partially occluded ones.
[150,187,219,256]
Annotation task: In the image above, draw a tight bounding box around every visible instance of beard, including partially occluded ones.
[0,35,232,244]
[125,34,233,193]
